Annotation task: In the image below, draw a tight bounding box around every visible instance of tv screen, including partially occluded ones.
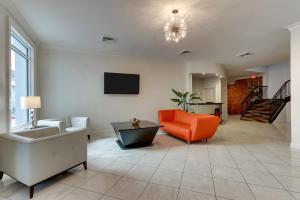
[104,72,140,94]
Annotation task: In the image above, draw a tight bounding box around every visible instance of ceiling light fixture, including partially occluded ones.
[236,52,252,57]
[178,50,192,55]
[164,9,187,43]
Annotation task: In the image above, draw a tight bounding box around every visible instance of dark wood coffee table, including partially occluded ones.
[110,120,162,149]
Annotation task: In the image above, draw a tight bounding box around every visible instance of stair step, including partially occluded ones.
[244,115,269,120]
[248,108,270,112]
[240,116,269,123]
[246,110,272,115]
[250,103,270,107]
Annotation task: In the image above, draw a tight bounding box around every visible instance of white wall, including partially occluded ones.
[185,61,227,118]
[192,77,223,115]
[185,61,226,92]
[192,78,204,96]
[267,61,290,98]
[37,48,185,136]
[289,23,300,149]
[192,77,222,102]
[221,77,228,120]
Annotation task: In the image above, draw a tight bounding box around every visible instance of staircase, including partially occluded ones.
[241,80,290,123]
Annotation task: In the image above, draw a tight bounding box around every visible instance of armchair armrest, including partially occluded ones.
[190,114,219,142]
[37,120,66,133]
[71,117,89,128]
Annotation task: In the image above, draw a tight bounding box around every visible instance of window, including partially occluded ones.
[10,29,32,129]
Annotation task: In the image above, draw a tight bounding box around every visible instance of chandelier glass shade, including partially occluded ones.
[164,9,187,43]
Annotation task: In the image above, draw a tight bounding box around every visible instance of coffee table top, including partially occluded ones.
[111,120,161,131]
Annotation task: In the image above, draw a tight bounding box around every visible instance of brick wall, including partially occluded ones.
[228,77,262,115]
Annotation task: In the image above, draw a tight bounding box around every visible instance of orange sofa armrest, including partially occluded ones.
[190,115,220,141]
[158,110,175,123]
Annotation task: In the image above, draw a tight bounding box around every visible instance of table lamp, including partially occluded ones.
[20,96,41,128]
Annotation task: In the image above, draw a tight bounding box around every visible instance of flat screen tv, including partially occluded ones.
[104,72,140,94]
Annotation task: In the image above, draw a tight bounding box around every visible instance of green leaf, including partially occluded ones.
[170,98,181,103]
[191,96,202,100]
[171,89,183,97]
[177,102,183,106]
[189,93,197,97]
[182,92,189,98]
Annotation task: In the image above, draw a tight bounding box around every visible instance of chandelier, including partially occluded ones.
[164,9,187,43]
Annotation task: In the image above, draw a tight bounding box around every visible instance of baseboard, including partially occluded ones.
[290,142,300,150]
[91,128,115,138]
[221,114,229,120]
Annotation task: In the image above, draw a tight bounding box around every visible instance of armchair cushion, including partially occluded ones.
[37,116,90,136]
[37,120,66,133]
[14,127,59,139]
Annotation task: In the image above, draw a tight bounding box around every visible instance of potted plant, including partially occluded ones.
[170,89,202,112]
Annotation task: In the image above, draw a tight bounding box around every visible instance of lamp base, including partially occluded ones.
[29,109,37,129]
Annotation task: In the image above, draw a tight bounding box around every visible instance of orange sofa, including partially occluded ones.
[158,109,219,143]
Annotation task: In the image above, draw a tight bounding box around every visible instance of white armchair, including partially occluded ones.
[38,116,91,140]
[0,127,87,199]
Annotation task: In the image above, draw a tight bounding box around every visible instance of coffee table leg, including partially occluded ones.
[116,140,126,150]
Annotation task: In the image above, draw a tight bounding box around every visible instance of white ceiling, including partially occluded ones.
[10,0,300,76]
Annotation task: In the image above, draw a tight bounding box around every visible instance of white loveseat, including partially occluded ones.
[0,127,87,199]
[38,116,91,140]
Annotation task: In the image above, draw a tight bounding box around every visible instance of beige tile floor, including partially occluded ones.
[1,117,299,200]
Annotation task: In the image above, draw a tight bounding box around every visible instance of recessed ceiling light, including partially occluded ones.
[100,35,116,43]
[202,73,206,75]
[216,74,219,76]
[236,52,252,57]
[178,50,192,55]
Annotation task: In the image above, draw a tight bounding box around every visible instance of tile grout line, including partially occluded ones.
[243,143,297,200]
[224,143,257,200]
[175,143,189,200]
[206,143,218,200]
[136,142,172,200]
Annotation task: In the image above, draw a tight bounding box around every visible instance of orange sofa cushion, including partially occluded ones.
[158,109,219,143]
[160,121,191,142]
[173,110,192,125]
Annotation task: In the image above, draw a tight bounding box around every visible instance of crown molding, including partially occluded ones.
[39,43,186,65]
[286,21,300,31]
[0,0,40,46]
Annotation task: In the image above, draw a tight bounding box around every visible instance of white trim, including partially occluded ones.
[39,44,184,65]
[286,21,300,31]
[4,16,10,132]
[92,128,115,138]
[227,75,263,85]
[7,16,36,132]
[233,75,263,81]
[291,142,300,150]
[0,0,40,45]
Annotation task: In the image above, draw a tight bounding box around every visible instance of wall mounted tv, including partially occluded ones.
[104,72,140,94]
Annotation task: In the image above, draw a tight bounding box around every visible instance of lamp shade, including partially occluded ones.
[20,96,41,109]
